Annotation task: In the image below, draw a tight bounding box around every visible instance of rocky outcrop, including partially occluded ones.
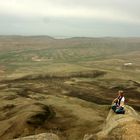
[14,133,60,140]
[82,105,140,140]
[96,105,140,140]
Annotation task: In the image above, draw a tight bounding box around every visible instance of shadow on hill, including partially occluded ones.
[0,70,106,83]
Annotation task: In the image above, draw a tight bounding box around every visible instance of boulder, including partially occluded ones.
[96,105,140,140]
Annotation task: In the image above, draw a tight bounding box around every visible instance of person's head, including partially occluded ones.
[118,90,124,97]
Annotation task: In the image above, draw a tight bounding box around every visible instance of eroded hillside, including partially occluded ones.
[0,36,140,140]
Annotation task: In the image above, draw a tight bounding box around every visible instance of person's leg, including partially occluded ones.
[116,107,125,114]
[112,105,117,112]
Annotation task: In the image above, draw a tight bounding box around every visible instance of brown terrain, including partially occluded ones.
[0,36,140,140]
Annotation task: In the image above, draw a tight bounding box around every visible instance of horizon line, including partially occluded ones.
[0,35,140,39]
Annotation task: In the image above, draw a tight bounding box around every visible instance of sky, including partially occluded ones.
[0,0,140,37]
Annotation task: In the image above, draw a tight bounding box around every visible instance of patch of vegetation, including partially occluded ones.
[27,104,55,126]
[16,88,29,98]
[1,104,16,111]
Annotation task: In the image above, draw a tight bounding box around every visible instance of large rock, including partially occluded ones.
[96,105,140,140]
[83,105,140,140]
[14,133,60,140]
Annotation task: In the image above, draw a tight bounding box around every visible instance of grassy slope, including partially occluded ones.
[0,36,140,140]
[0,36,140,80]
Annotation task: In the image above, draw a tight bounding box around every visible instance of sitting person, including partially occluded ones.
[112,90,125,114]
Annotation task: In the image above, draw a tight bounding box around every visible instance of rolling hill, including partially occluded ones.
[0,36,140,140]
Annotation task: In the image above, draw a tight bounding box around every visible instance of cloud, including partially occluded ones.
[0,0,140,36]
[0,0,140,24]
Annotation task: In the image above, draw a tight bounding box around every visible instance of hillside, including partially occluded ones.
[0,36,140,140]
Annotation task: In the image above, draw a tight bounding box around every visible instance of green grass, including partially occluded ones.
[0,36,140,81]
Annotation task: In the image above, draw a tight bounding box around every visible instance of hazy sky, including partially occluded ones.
[0,0,140,37]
